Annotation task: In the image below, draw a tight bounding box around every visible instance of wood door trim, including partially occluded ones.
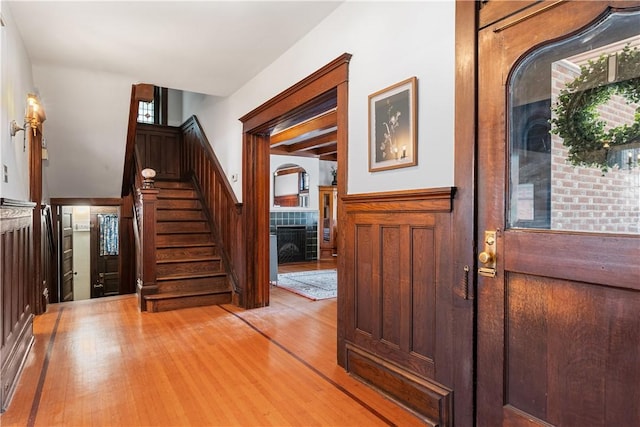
[240,54,351,131]
[452,2,477,425]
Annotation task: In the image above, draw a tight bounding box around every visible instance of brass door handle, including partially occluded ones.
[478,251,494,265]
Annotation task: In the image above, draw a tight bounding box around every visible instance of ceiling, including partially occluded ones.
[9,0,338,162]
[5,1,343,198]
[269,88,337,161]
[8,1,343,97]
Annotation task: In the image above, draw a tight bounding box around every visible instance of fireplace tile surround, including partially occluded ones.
[270,211,318,261]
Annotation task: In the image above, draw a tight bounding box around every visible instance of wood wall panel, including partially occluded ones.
[343,189,454,425]
[380,225,401,348]
[136,124,181,180]
[505,273,640,426]
[0,200,35,413]
[354,225,373,336]
[411,226,435,360]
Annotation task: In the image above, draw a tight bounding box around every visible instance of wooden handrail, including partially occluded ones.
[121,83,154,197]
[180,116,244,304]
[121,83,159,310]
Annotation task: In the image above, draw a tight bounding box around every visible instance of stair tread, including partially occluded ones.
[145,289,230,300]
[156,256,221,264]
[156,230,211,235]
[157,242,216,249]
[157,219,207,223]
[157,271,227,281]
[157,196,199,200]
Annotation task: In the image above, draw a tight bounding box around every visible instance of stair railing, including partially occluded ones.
[180,116,244,304]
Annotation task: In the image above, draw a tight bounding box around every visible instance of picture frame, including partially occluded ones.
[368,77,418,172]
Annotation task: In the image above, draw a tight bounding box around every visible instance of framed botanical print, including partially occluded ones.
[368,77,418,172]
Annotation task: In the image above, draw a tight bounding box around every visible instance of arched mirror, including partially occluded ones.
[273,164,309,207]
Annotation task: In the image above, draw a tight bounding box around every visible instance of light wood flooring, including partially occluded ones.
[1,266,424,426]
[276,258,337,274]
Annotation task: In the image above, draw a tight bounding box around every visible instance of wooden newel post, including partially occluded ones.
[136,168,158,311]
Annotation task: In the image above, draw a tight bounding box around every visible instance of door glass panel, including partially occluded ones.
[509,12,640,234]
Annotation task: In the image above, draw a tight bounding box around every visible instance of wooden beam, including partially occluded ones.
[270,111,337,145]
[319,153,338,161]
[279,131,337,151]
[313,144,337,156]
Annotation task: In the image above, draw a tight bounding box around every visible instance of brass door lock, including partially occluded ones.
[478,230,497,278]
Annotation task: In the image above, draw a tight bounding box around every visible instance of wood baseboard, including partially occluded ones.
[346,344,452,427]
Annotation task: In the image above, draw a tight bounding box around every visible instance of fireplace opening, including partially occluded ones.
[276,226,307,263]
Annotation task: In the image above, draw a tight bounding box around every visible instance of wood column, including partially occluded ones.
[29,123,44,315]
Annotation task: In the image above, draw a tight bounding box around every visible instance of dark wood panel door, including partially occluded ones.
[90,207,121,298]
[61,210,74,302]
[477,2,640,426]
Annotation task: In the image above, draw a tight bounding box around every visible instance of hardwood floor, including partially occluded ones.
[1,283,424,426]
[277,258,337,274]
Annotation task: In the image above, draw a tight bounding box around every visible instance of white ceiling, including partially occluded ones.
[8,0,342,96]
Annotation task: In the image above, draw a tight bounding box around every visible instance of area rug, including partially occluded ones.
[275,269,337,301]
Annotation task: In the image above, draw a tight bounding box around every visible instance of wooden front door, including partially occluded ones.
[477,2,640,426]
[90,207,120,298]
[61,209,74,302]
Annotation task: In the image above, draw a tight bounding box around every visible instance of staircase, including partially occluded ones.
[143,179,232,312]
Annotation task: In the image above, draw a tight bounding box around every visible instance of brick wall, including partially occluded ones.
[550,60,640,233]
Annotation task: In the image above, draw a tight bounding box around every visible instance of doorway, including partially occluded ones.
[239,53,350,309]
[269,98,338,289]
[57,205,122,302]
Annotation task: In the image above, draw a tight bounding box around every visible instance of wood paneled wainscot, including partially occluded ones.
[0,199,36,413]
[342,188,456,426]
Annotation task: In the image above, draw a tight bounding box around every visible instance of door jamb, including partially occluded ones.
[453,1,478,425]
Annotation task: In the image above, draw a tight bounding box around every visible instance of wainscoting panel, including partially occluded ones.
[355,224,373,336]
[0,199,35,413]
[342,188,454,425]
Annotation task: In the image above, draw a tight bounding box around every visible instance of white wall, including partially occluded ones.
[0,1,35,200]
[32,64,133,198]
[319,160,337,186]
[270,154,319,210]
[184,1,455,200]
[167,88,183,127]
[71,206,91,301]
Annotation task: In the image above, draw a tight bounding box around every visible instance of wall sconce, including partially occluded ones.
[9,120,24,136]
[25,93,46,136]
[9,93,46,152]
